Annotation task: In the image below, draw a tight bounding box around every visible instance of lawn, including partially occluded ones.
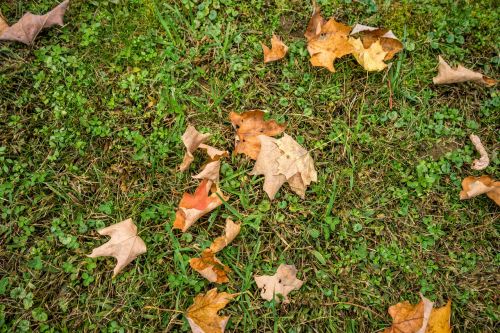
[0,0,499,332]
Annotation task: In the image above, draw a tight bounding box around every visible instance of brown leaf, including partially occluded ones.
[87,218,147,277]
[261,34,288,63]
[459,175,500,206]
[306,18,353,72]
[250,134,317,199]
[383,294,433,333]
[304,1,324,41]
[0,0,69,45]
[190,249,231,284]
[469,134,489,170]
[210,218,241,253]
[173,179,228,232]
[254,264,303,303]
[229,110,285,160]
[433,56,496,86]
[186,288,236,333]
[180,125,210,171]
[384,295,452,333]
[193,144,229,183]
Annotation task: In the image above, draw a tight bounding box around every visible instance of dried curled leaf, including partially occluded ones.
[87,218,147,277]
[306,17,353,72]
[229,110,285,160]
[304,2,324,41]
[250,134,317,199]
[254,264,303,303]
[459,176,500,206]
[186,288,236,333]
[433,56,496,86]
[261,34,288,63]
[193,144,229,183]
[469,134,489,170]
[0,0,69,45]
[383,294,451,333]
[180,125,210,171]
[210,219,241,253]
[190,249,231,284]
[173,179,228,232]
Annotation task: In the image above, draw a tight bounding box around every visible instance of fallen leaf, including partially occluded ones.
[186,288,236,333]
[180,125,210,172]
[87,218,146,277]
[193,144,229,183]
[261,34,288,63]
[174,179,227,232]
[189,249,231,284]
[384,295,452,333]
[304,1,324,41]
[254,264,303,303]
[469,134,489,170]
[230,110,285,160]
[0,0,69,45]
[427,300,452,333]
[306,17,354,72]
[383,294,433,333]
[433,56,496,86]
[210,218,241,253]
[459,175,500,206]
[348,24,403,71]
[250,134,317,199]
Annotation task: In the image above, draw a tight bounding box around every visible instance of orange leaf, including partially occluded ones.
[190,249,231,284]
[229,110,285,160]
[383,294,433,333]
[460,176,500,206]
[186,288,236,333]
[173,179,227,232]
[210,218,241,253]
[261,34,288,63]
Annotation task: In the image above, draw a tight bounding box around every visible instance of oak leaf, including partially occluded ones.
[261,34,288,63]
[189,249,231,284]
[384,294,451,333]
[193,144,229,183]
[469,134,489,170]
[180,125,210,172]
[433,56,496,86]
[254,264,303,303]
[250,134,317,199]
[174,179,228,232]
[0,0,69,45]
[459,176,500,206]
[186,288,236,333]
[87,218,147,277]
[306,17,353,72]
[229,110,285,160]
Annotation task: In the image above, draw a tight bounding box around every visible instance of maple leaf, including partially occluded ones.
[348,24,403,71]
[261,34,288,63]
[186,288,236,333]
[0,0,69,45]
[250,134,317,199]
[459,175,500,206]
[306,17,353,72]
[87,218,146,277]
[193,144,229,183]
[190,219,240,283]
[304,1,324,41]
[190,249,231,284]
[229,110,286,160]
[180,125,210,171]
[174,179,228,232]
[469,134,489,170]
[433,56,496,86]
[383,294,452,333]
[254,264,303,303]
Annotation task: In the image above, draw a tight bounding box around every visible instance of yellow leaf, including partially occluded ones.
[349,37,388,72]
[186,288,236,333]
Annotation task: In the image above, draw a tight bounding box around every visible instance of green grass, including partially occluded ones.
[0,0,499,332]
